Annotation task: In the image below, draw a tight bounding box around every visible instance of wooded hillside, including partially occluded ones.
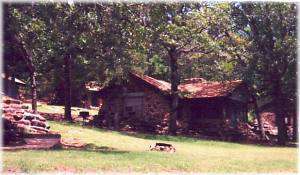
[3,2,297,145]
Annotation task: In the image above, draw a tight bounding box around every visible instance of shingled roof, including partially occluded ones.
[85,81,104,92]
[132,73,171,92]
[179,80,242,98]
[86,73,243,99]
[132,73,243,99]
[2,73,26,85]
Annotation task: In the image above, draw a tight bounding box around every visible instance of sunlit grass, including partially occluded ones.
[23,102,99,116]
[2,121,298,173]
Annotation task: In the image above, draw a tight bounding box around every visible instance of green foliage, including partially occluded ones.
[247,110,256,124]
[231,2,296,108]
[149,55,169,79]
[4,2,296,119]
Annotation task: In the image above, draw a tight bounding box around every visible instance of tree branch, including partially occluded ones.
[12,34,35,74]
[178,45,213,55]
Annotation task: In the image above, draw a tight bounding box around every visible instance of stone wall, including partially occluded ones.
[142,87,170,134]
[98,78,171,134]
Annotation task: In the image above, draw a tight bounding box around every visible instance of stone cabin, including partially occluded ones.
[2,73,26,99]
[86,73,250,135]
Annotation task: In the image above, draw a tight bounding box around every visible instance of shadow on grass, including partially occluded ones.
[49,120,109,133]
[54,121,253,146]
[53,143,129,154]
[121,132,201,144]
[50,121,297,148]
[120,132,298,148]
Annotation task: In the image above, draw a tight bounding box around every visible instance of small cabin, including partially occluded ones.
[2,73,26,99]
[86,73,250,134]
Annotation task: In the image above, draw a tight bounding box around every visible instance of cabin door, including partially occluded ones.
[123,92,144,119]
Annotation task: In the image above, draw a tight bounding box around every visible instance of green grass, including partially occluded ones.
[23,102,99,116]
[3,121,298,173]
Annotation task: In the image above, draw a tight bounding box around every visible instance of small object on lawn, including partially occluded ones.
[149,142,176,153]
[79,111,89,125]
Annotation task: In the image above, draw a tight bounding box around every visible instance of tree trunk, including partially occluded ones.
[12,35,38,112]
[251,94,267,140]
[26,54,38,113]
[169,48,179,135]
[292,114,297,141]
[4,67,12,97]
[113,113,120,130]
[64,54,72,122]
[31,71,38,113]
[273,79,287,145]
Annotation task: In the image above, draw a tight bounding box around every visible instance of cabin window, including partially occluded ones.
[123,92,144,119]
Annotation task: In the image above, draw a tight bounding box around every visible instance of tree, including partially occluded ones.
[4,4,50,113]
[29,3,104,121]
[134,3,237,134]
[4,2,296,143]
[231,3,297,144]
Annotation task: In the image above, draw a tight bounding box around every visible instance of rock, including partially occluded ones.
[21,105,29,109]
[13,114,23,121]
[23,112,46,122]
[23,114,35,121]
[17,119,31,126]
[2,97,22,104]
[31,119,47,128]
[3,108,17,114]
[2,95,60,146]
[30,126,49,133]
[17,124,39,134]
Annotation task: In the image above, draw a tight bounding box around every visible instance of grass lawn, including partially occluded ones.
[2,121,298,173]
[23,102,99,116]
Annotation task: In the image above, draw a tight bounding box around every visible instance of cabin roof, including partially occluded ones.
[2,73,26,85]
[85,81,104,92]
[133,73,242,98]
[132,73,171,92]
[179,80,242,98]
[86,73,243,99]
